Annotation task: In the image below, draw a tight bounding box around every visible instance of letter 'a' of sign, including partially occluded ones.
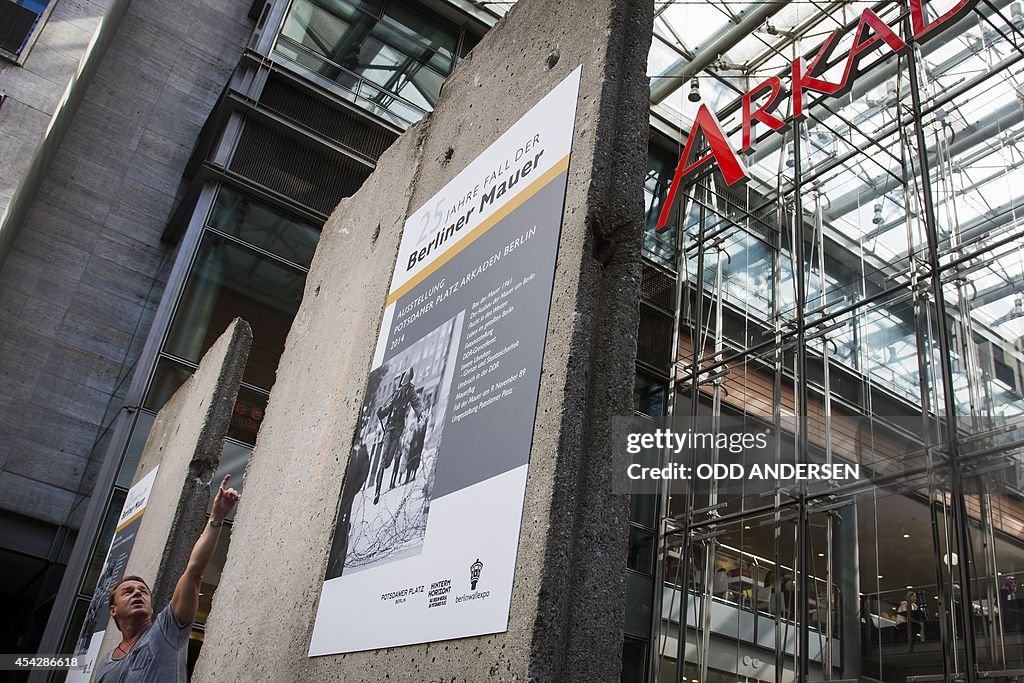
[654,104,747,232]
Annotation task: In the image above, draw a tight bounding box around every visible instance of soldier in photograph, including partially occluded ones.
[374,368,424,504]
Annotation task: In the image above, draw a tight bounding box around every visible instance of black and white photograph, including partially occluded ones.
[326,311,465,579]
[74,559,118,656]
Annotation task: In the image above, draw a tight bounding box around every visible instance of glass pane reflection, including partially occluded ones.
[163,233,306,391]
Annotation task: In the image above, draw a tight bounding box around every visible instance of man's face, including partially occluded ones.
[110,580,153,627]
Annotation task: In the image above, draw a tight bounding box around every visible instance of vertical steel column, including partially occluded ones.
[792,110,812,683]
[979,479,1006,668]
[675,177,710,683]
[814,191,836,679]
[898,53,958,680]
[652,176,693,683]
[935,116,987,432]
[698,247,726,683]
[902,5,980,676]
[771,170,786,683]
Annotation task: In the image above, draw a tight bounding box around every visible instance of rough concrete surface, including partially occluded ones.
[96,319,251,658]
[194,0,652,680]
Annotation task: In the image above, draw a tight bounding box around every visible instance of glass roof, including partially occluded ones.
[452,0,1024,379]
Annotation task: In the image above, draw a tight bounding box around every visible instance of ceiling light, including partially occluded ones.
[818,553,824,557]
[688,78,701,103]
[878,575,884,579]
[903,533,911,539]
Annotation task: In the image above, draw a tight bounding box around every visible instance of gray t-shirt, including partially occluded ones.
[95,604,190,682]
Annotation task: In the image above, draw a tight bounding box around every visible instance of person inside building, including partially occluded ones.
[779,571,795,618]
[755,570,775,613]
[1000,575,1021,632]
[896,589,926,642]
[96,474,240,682]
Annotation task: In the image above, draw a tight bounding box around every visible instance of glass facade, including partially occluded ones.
[274,0,470,126]
[631,1,1024,681]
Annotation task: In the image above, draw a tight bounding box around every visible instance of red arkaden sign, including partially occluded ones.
[655,0,977,232]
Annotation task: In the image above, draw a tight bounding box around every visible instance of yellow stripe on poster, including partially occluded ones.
[115,508,145,533]
[385,154,571,307]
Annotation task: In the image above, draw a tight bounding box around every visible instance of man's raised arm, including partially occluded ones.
[171,474,240,625]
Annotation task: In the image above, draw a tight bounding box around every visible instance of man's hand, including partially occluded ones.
[171,474,240,625]
[211,474,240,521]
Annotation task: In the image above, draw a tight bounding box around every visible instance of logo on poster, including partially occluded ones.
[470,558,484,590]
[428,579,452,608]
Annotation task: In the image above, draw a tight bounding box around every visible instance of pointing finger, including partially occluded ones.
[219,474,231,492]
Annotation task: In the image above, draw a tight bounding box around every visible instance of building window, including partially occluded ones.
[273,0,461,128]
[135,185,318,456]
[0,0,49,59]
[643,146,678,268]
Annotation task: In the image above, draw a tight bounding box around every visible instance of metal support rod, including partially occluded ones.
[772,193,786,683]
[684,280,914,385]
[980,480,1006,668]
[793,117,811,683]
[698,251,726,683]
[676,177,710,683]
[902,9,980,677]
[815,190,836,678]
[651,160,694,683]
[902,57,958,675]
[937,110,989,434]
[940,227,1024,274]
[650,0,789,103]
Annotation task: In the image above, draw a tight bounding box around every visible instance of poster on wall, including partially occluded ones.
[68,466,159,682]
[309,66,582,655]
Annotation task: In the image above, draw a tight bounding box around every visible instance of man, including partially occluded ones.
[374,368,423,504]
[95,474,240,682]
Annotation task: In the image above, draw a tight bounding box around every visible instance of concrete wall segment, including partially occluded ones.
[196,0,652,680]
[95,318,251,659]
[193,119,432,681]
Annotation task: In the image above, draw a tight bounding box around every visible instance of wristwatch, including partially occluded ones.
[208,518,224,527]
